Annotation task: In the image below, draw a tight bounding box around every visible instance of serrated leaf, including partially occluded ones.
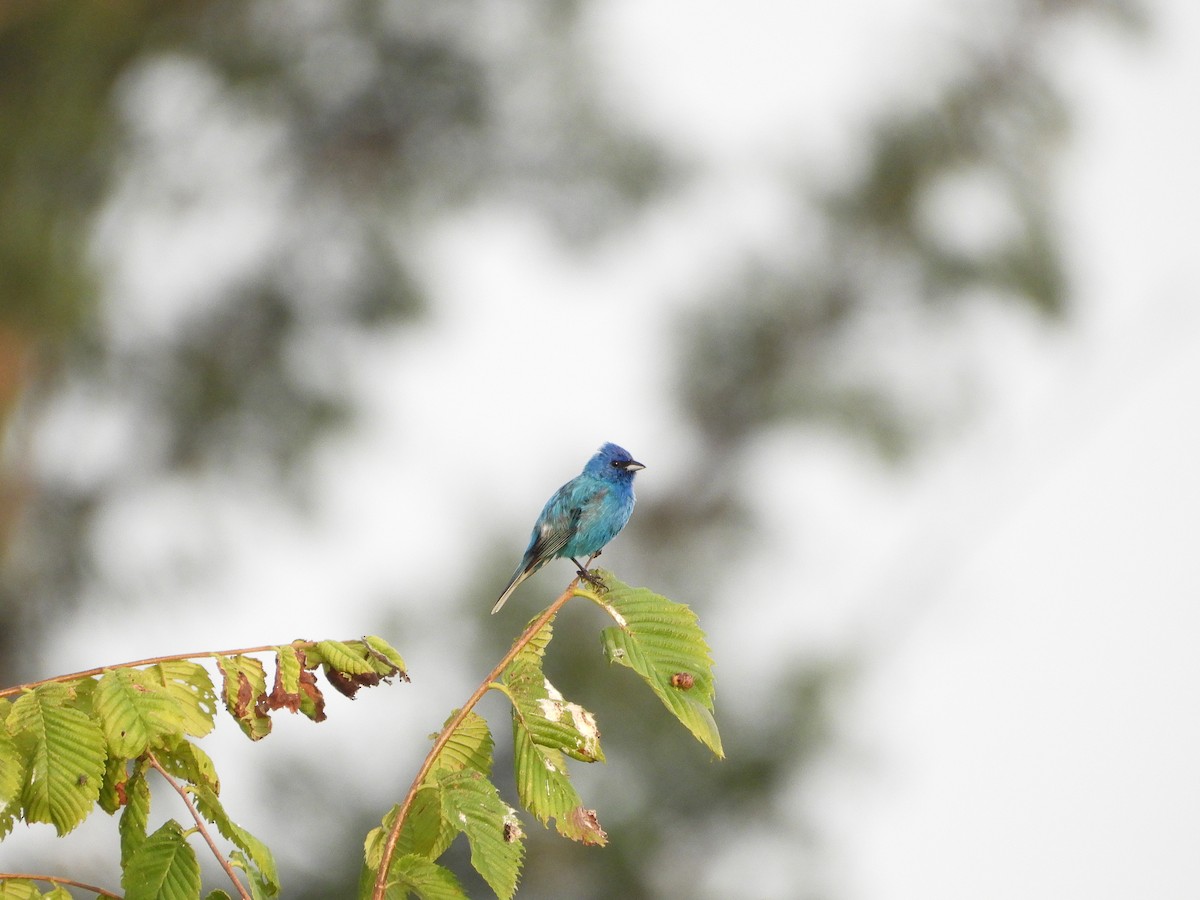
[0,729,24,803]
[123,820,201,900]
[119,762,151,867]
[155,739,220,793]
[425,711,493,780]
[265,647,326,722]
[42,888,73,900]
[438,770,523,900]
[0,802,16,839]
[276,646,303,699]
[503,627,606,844]
[593,572,724,757]
[8,685,107,835]
[229,849,276,900]
[386,854,466,900]
[362,635,409,679]
[150,661,218,738]
[510,718,604,846]
[0,881,41,899]
[216,655,271,741]
[311,640,377,676]
[366,789,455,868]
[506,655,603,764]
[94,668,185,757]
[193,784,280,895]
[204,892,234,900]
[97,751,128,815]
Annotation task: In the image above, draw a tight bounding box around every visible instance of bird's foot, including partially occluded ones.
[578,569,608,593]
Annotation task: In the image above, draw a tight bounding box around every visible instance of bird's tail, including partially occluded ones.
[491,568,531,614]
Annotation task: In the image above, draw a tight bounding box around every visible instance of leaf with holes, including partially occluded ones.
[593,572,723,757]
[94,668,186,757]
[504,622,606,844]
[439,770,524,900]
[216,655,271,741]
[150,660,218,738]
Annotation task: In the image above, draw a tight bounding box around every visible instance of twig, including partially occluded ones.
[0,872,121,898]
[370,580,583,900]
[146,752,252,900]
[0,641,317,699]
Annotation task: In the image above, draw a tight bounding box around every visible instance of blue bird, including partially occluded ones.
[492,442,645,614]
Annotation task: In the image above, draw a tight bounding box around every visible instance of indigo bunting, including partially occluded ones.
[492,442,645,613]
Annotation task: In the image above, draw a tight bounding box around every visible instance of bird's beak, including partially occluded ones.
[622,459,645,471]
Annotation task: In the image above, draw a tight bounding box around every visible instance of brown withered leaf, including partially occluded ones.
[267,660,302,713]
[298,669,326,722]
[232,671,256,718]
[568,807,607,846]
[323,665,382,699]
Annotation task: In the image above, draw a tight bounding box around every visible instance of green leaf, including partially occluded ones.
[265,646,325,722]
[94,668,185,757]
[0,802,15,840]
[362,635,409,679]
[593,572,724,757]
[123,820,201,900]
[41,888,73,900]
[97,751,128,815]
[149,661,218,738]
[503,622,606,844]
[310,640,377,676]
[277,645,302,697]
[365,789,456,869]
[425,711,493,780]
[8,684,107,835]
[229,849,276,900]
[0,728,24,803]
[204,892,234,900]
[386,854,466,900]
[155,738,220,792]
[510,718,604,846]
[505,622,603,764]
[438,770,523,900]
[192,783,280,895]
[119,761,151,868]
[216,655,271,741]
[0,881,41,899]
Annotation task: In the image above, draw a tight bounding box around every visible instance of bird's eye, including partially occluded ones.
[611,460,621,468]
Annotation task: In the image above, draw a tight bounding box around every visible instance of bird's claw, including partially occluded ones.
[576,568,608,593]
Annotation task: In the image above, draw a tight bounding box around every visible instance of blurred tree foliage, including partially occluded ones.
[0,0,1141,898]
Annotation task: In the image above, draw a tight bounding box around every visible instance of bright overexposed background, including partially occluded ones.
[4,1,1197,898]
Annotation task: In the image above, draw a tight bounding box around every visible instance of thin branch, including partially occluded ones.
[0,641,319,699]
[371,579,584,900]
[0,872,121,898]
[145,752,252,900]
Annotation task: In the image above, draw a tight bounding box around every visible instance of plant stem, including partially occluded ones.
[146,752,252,900]
[0,641,317,699]
[0,873,121,898]
[370,580,580,900]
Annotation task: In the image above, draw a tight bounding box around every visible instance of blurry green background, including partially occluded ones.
[2,1,1197,898]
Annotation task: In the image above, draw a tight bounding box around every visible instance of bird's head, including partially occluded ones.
[587,442,645,481]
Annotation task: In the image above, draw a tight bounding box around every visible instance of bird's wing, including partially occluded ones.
[524,502,582,565]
